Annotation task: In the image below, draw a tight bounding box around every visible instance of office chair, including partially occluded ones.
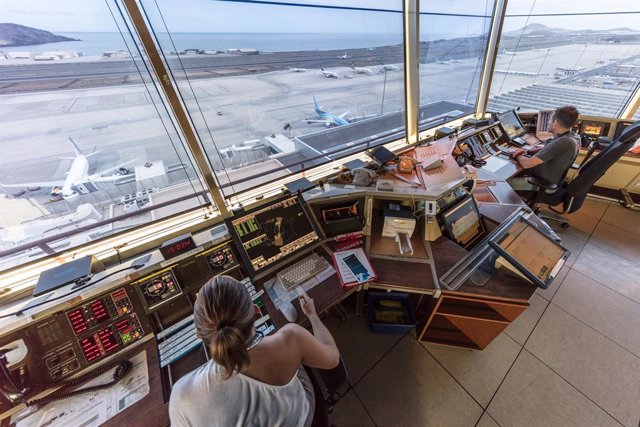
[307,356,349,427]
[527,121,640,228]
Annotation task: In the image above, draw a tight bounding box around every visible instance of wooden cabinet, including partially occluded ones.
[416,293,528,349]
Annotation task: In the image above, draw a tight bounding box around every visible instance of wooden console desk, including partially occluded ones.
[261,135,554,350]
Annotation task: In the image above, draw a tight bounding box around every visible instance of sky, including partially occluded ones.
[0,0,638,33]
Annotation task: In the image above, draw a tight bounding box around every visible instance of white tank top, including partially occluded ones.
[169,361,310,427]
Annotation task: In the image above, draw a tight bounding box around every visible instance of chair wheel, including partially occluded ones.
[561,222,570,229]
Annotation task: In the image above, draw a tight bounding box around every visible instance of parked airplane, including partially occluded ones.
[288,66,307,72]
[351,66,373,75]
[0,203,101,245]
[1,137,135,201]
[337,51,351,59]
[503,49,518,56]
[305,97,350,127]
[320,67,339,79]
[379,64,399,72]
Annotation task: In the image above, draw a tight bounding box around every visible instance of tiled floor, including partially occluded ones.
[325,198,640,427]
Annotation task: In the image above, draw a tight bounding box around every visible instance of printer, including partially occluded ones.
[382,202,416,238]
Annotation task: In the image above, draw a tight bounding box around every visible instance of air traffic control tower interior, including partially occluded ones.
[1,1,640,426]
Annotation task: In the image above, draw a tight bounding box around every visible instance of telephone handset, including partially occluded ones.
[0,350,132,409]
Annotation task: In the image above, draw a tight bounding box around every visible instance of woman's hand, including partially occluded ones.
[299,291,317,318]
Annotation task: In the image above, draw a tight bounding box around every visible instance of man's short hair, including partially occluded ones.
[553,106,579,128]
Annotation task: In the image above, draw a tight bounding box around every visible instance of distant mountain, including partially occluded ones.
[0,23,79,48]
[505,23,640,37]
[504,23,568,36]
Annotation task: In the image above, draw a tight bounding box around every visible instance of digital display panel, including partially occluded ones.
[226,194,320,276]
[498,110,526,139]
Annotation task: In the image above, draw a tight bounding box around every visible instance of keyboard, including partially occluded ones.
[495,144,518,156]
[277,253,330,290]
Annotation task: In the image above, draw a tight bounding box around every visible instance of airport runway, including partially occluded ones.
[1,40,639,265]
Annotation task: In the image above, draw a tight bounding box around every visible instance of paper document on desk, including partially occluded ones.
[14,351,149,427]
[264,263,335,306]
[332,248,377,287]
[483,156,510,173]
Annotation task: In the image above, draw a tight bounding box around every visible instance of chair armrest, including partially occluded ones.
[527,176,557,191]
[570,162,580,169]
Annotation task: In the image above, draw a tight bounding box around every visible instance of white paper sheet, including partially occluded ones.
[14,350,149,427]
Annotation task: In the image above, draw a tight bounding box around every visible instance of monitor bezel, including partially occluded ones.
[439,195,484,248]
[497,109,527,139]
[224,192,325,278]
[488,215,569,289]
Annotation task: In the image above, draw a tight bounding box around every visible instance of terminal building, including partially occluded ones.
[0,1,639,426]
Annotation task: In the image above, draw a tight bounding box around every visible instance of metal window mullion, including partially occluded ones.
[475,0,508,118]
[403,0,420,145]
[121,0,229,217]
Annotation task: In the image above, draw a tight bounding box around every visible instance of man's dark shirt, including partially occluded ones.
[529,131,580,184]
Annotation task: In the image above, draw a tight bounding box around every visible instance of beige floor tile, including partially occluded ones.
[553,269,640,357]
[549,211,599,242]
[328,391,375,427]
[601,204,640,236]
[324,309,405,384]
[554,232,587,268]
[567,198,610,220]
[355,335,483,426]
[572,243,640,304]
[423,333,521,408]
[487,350,620,427]
[505,294,549,345]
[536,264,569,301]
[476,412,500,427]
[590,221,640,264]
[525,304,640,426]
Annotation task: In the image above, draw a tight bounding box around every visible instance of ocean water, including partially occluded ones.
[4,32,404,56]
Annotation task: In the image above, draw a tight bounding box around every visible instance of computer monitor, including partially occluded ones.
[488,215,569,289]
[225,194,322,277]
[439,195,484,248]
[497,110,526,140]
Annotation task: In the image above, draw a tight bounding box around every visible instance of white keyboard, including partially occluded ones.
[277,253,329,290]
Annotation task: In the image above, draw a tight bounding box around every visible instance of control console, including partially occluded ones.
[0,286,151,407]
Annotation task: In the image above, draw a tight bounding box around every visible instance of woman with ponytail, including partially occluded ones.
[169,275,340,427]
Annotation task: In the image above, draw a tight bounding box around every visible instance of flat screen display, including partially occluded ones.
[498,110,526,139]
[489,216,569,288]
[439,196,484,248]
[226,194,321,277]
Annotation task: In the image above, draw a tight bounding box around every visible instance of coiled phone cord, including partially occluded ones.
[27,359,132,409]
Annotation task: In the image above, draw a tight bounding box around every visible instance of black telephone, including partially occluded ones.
[0,350,132,409]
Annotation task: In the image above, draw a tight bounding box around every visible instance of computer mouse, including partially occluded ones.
[280,300,298,322]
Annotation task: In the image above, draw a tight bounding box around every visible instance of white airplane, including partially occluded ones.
[288,66,307,72]
[1,137,135,201]
[437,60,451,65]
[379,64,399,72]
[351,66,373,75]
[503,49,518,56]
[218,142,269,158]
[320,67,339,79]
[337,51,351,59]
[0,203,101,245]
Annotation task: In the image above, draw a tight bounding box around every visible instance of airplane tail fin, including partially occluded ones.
[69,137,83,156]
[313,96,322,113]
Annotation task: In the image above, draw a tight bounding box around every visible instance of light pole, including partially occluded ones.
[380,69,388,116]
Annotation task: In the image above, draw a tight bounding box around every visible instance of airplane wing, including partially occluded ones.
[88,159,136,182]
[304,119,327,123]
[338,111,350,118]
[1,180,65,188]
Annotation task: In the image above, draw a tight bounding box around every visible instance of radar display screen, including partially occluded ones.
[226,194,321,276]
[497,110,526,139]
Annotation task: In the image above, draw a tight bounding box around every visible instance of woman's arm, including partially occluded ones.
[283,292,340,370]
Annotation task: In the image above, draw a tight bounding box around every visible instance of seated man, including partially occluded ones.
[508,105,580,197]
